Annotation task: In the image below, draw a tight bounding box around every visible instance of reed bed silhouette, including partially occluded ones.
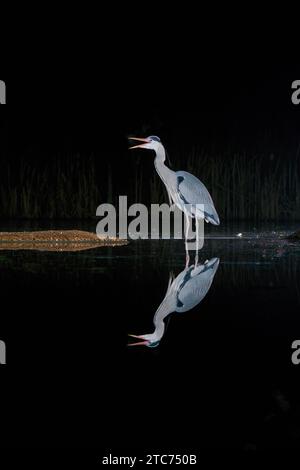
[1,148,299,220]
[1,154,100,219]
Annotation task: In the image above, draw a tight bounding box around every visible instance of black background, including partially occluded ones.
[1,15,300,464]
[2,65,300,158]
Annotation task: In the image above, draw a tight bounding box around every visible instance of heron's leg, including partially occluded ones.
[185,244,190,269]
[194,218,199,266]
[184,210,190,268]
[184,210,190,240]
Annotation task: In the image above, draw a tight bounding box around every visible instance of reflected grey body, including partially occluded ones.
[129,257,220,347]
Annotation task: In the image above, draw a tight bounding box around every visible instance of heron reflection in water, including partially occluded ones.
[128,257,220,347]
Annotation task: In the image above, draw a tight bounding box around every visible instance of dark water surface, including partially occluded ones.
[1,222,300,450]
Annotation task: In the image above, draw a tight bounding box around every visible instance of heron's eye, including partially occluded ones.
[148,135,161,142]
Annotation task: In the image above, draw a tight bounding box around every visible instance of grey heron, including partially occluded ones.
[128,257,220,347]
[129,136,220,239]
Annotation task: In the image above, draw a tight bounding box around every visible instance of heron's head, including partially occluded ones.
[129,135,162,151]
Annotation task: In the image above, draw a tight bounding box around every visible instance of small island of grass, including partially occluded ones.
[0,230,128,252]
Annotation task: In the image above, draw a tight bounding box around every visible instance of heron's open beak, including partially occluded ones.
[128,334,150,347]
[129,137,150,149]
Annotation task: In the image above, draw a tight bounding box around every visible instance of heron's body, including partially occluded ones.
[129,257,220,347]
[154,145,220,225]
[130,135,220,226]
[128,135,220,347]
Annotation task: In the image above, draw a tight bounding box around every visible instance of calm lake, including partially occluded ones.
[1,221,300,450]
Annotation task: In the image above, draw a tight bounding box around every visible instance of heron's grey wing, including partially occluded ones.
[176,260,219,312]
[176,171,220,225]
[176,274,215,312]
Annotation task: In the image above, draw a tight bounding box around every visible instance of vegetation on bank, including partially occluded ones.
[1,149,299,221]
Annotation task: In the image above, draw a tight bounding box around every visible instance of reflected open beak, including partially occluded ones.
[128,334,150,347]
[129,137,150,149]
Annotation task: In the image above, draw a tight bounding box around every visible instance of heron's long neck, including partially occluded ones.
[154,146,174,186]
[152,291,176,340]
[153,318,166,341]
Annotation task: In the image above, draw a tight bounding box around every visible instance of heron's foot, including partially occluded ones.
[185,236,197,241]
[184,235,204,242]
